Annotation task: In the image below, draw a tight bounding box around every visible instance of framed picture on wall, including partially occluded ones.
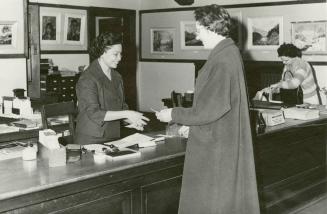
[40,12,61,45]
[291,20,327,55]
[63,13,86,45]
[0,21,18,48]
[150,28,175,54]
[180,21,203,50]
[0,0,27,58]
[40,6,88,53]
[247,16,283,50]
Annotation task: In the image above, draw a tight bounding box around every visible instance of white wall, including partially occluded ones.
[140,0,297,10]
[138,62,195,110]
[0,59,27,99]
[30,0,141,9]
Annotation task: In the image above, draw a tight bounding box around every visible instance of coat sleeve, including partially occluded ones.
[171,62,231,126]
[76,75,107,127]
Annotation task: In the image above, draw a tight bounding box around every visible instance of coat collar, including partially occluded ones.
[91,59,107,80]
[208,38,235,60]
[91,59,120,81]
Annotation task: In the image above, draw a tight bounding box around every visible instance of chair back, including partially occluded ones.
[171,91,183,107]
[41,101,76,140]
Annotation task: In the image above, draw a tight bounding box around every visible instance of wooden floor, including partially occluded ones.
[290,195,327,214]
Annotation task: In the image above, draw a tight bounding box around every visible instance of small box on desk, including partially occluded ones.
[261,109,285,126]
[39,143,66,167]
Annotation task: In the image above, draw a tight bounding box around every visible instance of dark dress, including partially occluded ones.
[172,38,260,214]
[75,59,128,145]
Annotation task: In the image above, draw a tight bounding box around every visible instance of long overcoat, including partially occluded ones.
[171,38,260,214]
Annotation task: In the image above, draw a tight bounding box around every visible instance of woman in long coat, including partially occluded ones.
[156,5,260,214]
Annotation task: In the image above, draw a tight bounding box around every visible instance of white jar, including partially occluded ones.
[22,144,37,161]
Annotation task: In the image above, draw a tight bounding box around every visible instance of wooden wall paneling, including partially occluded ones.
[27,4,41,98]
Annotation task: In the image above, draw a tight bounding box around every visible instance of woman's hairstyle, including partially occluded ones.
[194,4,231,37]
[277,43,302,58]
[89,32,122,59]
[45,22,54,31]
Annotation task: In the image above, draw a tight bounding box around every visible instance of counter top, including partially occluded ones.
[0,136,186,201]
[257,114,327,138]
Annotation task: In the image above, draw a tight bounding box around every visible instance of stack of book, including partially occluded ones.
[40,58,50,75]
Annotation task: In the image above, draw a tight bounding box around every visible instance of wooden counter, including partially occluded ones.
[1,115,327,213]
[254,114,327,214]
[0,137,186,214]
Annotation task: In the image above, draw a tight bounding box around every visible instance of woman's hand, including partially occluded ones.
[270,83,281,93]
[155,108,172,123]
[125,111,149,131]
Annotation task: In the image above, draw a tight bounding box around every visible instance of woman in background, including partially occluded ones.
[267,43,319,104]
[156,4,260,214]
[75,32,149,145]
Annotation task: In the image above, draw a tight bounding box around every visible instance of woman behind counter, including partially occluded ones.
[75,32,149,145]
[266,43,320,104]
[156,4,260,214]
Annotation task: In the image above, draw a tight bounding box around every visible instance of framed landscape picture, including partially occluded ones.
[291,20,327,55]
[0,21,17,48]
[0,0,27,57]
[150,28,175,54]
[180,21,203,50]
[247,16,283,50]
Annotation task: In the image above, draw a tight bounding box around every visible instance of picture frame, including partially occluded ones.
[63,13,86,45]
[0,0,27,58]
[40,6,88,53]
[0,21,18,48]
[40,12,61,45]
[291,20,327,55]
[180,21,203,50]
[247,16,283,50]
[150,28,175,54]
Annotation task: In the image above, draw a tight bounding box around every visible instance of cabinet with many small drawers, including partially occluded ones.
[40,73,79,102]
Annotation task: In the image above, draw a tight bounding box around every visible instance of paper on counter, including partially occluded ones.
[0,124,20,134]
[39,129,61,150]
[105,133,155,148]
[283,107,319,120]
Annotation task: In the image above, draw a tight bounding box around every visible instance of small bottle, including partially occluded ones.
[22,143,37,161]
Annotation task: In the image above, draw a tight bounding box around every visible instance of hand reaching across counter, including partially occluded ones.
[124,111,149,131]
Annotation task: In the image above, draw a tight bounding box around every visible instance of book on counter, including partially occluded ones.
[11,119,38,129]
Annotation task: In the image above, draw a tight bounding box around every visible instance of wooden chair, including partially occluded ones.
[41,101,76,145]
[171,91,183,107]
